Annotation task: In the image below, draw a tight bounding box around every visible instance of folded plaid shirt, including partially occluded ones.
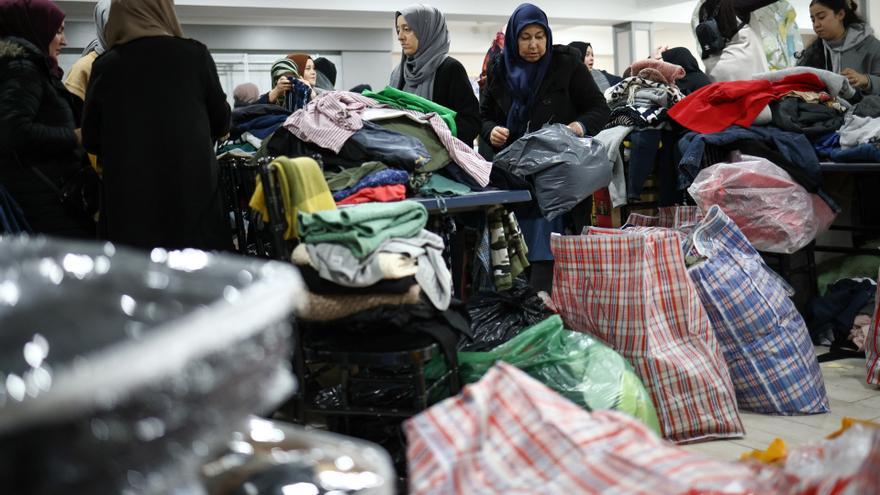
[687,206,829,414]
[406,363,761,495]
[550,230,742,442]
[867,268,880,386]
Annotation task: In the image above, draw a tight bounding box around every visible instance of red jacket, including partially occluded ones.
[668,73,827,134]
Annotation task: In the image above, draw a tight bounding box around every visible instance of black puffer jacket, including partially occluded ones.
[0,36,91,237]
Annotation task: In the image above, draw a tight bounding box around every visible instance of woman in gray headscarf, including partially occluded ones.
[64,0,110,107]
[390,4,479,145]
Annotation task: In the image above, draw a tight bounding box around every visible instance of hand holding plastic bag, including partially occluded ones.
[687,155,836,253]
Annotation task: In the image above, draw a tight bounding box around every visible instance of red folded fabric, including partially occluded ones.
[336,184,407,205]
[668,72,826,134]
[630,59,685,86]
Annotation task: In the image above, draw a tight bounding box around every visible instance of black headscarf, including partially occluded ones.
[661,47,711,95]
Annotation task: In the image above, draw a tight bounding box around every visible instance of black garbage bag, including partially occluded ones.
[459,278,553,352]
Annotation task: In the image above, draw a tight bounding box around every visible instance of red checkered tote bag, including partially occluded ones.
[405,363,762,495]
[626,206,703,230]
[550,230,743,442]
[867,268,880,386]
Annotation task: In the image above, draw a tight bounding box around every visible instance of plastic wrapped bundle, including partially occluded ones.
[202,416,395,495]
[458,315,661,434]
[687,155,836,254]
[0,236,305,495]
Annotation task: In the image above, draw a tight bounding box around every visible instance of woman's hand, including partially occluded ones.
[490,126,510,147]
[269,77,293,103]
[567,121,585,137]
[842,68,870,90]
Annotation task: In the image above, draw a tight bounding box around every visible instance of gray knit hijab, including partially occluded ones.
[390,4,449,100]
[94,0,111,54]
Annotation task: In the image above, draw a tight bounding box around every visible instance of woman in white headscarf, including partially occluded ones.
[64,0,110,109]
[390,4,480,145]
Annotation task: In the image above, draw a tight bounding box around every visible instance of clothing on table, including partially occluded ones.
[770,98,844,138]
[608,105,669,129]
[487,205,529,291]
[605,76,684,110]
[754,67,856,99]
[298,200,428,259]
[331,168,409,202]
[668,73,828,134]
[417,174,470,197]
[286,91,491,186]
[324,162,387,192]
[661,47,712,95]
[249,156,336,239]
[338,120,430,171]
[364,86,457,136]
[233,113,289,140]
[839,114,880,148]
[855,95,880,118]
[292,242,419,282]
[336,184,407,205]
[369,114,451,172]
[298,264,417,296]
[677,125,827,200]
[628,59,685,86]
[298,284,422,322]
[302,229,451,311]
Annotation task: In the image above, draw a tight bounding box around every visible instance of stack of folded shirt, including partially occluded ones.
[332,168,409,205]
[294,201,452,321]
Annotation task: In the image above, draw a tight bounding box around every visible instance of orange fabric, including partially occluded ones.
[336,184,407,205]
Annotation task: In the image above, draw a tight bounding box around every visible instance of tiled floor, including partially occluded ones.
[681,350,880,461]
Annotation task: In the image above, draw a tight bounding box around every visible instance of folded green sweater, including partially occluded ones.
[299,200,428,258]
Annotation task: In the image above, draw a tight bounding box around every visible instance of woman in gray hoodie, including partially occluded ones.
[799,0,880,97]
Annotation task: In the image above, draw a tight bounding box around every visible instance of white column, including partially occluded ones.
[612,22,653,75]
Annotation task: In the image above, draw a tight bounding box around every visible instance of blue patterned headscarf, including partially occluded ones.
[503,3,552,140]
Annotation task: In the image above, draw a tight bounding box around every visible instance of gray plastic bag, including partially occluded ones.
[493,123,612,220]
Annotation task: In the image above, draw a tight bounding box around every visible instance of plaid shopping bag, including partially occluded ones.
[687,206,829,414]
[626,205,703,230]
[405,363,762,495]
[867,268,880,386]
[550,230,743,442]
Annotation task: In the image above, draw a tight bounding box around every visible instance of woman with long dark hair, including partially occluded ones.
[798,0,880,96]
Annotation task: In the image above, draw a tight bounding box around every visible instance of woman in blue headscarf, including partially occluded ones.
[480,3,609,292]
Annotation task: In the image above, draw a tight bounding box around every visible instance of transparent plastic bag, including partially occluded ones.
[458,315,661,434]
[687,155,836,254]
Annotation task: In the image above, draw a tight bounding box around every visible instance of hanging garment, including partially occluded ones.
[487,205,529,291]
[336,184,407,205]
[248,156,336,239]
[285,91,491,186]
[550,229,743,442]
[867,269,880,385]
[625,129,681,205]
[331,169,409,202]
[668,73,827,134]
[298,200,427,259]
[594,125,634,208]
[406,363,759,495]
[686,206,829,414]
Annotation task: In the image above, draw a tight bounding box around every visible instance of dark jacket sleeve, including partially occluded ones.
[436,58,481,146]
[569,61,610,136]
[81,58,105,155]
[479,59,505,148]
[1,60,77,156]
[202,47,231,140]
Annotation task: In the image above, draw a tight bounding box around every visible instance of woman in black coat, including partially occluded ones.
[82,0,231,251]
[480,3,609,292]
[0,0,94,238]
[391,4,480,146]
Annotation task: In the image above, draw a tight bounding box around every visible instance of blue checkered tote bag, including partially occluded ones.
[685,206,829,414]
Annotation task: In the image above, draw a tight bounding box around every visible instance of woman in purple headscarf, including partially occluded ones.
[479,3,609,292]
[0,0,95,237]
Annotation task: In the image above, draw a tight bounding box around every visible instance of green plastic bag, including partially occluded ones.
[458,315,662,435]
